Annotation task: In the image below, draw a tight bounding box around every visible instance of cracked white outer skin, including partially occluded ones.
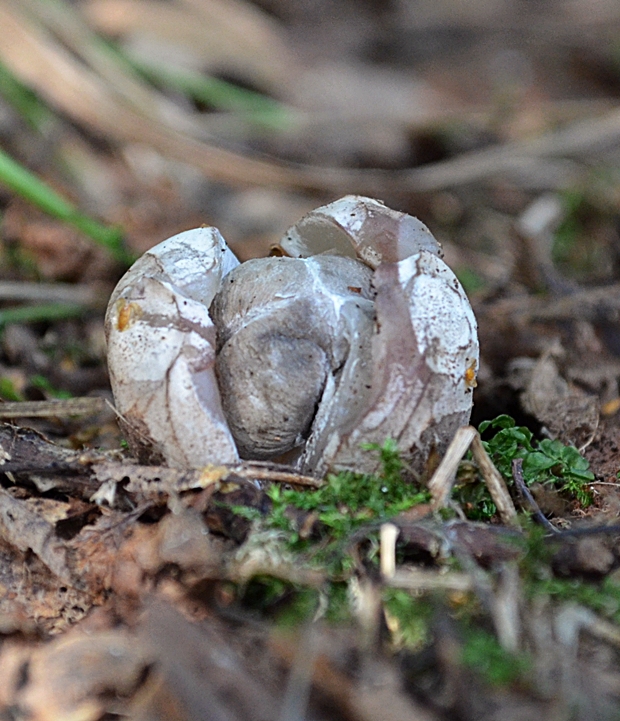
[279,196,477,475]
[105,227,240,467]
[306,250,479,476]
[105,197,479,476]
[280,195,441,269]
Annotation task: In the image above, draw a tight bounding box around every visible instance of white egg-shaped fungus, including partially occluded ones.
[105,196,479,477]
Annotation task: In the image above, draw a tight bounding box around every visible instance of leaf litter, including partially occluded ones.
[1,1,620,719]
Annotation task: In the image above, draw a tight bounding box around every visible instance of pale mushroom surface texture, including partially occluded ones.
[105,196,479,477]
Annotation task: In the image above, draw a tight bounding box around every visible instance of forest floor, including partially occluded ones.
[2,1,620,719]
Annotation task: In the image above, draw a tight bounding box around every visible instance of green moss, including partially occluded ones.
[461,627,532,687]
[226,434,613,665]
[383,588,433,650]
[229,441,430,619]
[259,440,429,574]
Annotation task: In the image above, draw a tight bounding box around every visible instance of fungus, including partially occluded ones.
[105,196,479,476]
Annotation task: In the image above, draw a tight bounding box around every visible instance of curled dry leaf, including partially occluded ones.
[105,196,478,476]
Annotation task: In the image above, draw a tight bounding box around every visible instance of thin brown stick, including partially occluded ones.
[0,397,109,418]
[387,567,473,592]
[470,434,519,526]
[512,458,559,533]
[236,464,324,488]
[428,425,478,510]
[0,281,108,308]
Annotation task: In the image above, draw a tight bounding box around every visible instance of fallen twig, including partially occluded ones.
[386,567,473,592]
[470,434,519,525]
[0,397,109,418]
[511,457,559,534]
[428,425,477,510]
[233,463,324,488]
[0,281,109,308]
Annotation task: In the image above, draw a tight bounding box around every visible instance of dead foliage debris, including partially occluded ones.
[0,418,615,719]
[1,1,620,719]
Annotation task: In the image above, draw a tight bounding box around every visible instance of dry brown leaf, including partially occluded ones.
[83,0,295,91]
[70,506,224,600]
[22,496,74,525]
[0,1,311,189]
[0,487,74,584]
[521,352,599,447]
[4,630,151,721]
[0,541,94,633]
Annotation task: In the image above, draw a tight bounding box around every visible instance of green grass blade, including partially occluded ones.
[0,302,87,328]
[0,148,132,265]
[126,54,294,131]
[0,60,53,132]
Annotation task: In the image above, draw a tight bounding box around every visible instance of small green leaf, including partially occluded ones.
[468,415,596,519]
[522,451,557,475]
[479,414,516,433]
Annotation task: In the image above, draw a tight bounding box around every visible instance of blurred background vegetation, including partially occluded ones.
[2,0,620,423]
[3,0,620,270]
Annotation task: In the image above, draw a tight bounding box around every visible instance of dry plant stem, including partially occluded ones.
[428,425,477,510]
[556,524,620,537]
[578,424,598,454]
[387,567,473,592]
[516,194,575,295]
[5,2,620,194]
[511,457,559,534]
[0,281,108,308]
[528,284,620,323]
[586,614,620,648]
[234,464,324,489]
[555,605,620,650]
[227,560,325,587]
[380,522,399,580]
[492,564,521,653]
[470,433,519,526]
[478,294,620,388]
[402,104,620,191]
[19,0,178,122]
[0,397,109,418]
[0,2,305,189]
